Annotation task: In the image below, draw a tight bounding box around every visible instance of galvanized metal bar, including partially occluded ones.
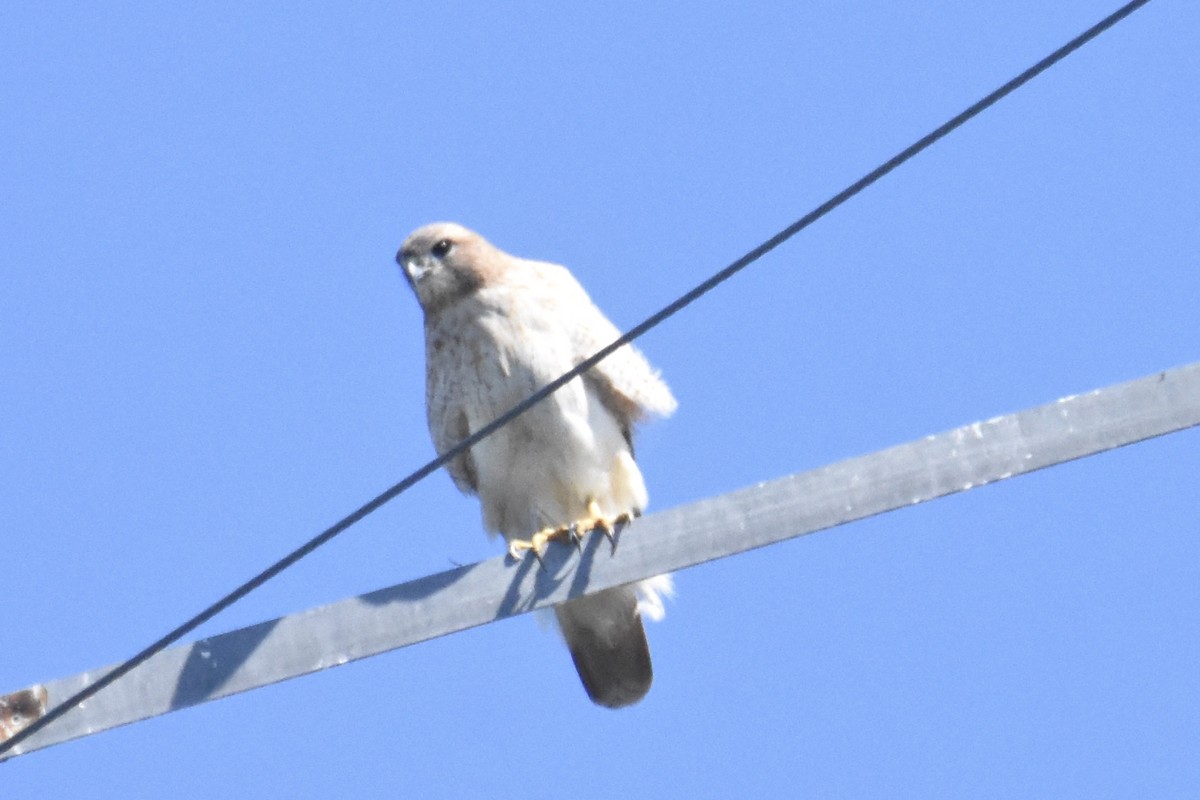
[4,362,1198,760]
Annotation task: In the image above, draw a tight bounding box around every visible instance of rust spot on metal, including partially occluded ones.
[0,685,49,743]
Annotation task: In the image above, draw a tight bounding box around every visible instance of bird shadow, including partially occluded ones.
[166,525,622,710]
[169,563,482,710]
[169,618,280,711]
[358,561,478,606]
[495,527,611,620]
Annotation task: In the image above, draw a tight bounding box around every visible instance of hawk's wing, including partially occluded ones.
[530,260,677,426]
[425,345,478,496]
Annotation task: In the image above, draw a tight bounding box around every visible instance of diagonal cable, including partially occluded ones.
[0,0,1152,757]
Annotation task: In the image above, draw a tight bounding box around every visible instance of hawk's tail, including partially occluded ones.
[555,583,653,709]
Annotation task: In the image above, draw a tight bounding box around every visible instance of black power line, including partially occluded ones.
[0,0,1152,758]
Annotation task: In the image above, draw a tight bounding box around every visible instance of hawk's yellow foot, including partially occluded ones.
[507,525,573,568]
[507,503,641,566]
[567,501,637,552]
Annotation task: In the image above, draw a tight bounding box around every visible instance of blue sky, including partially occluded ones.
[3,1,1197,796]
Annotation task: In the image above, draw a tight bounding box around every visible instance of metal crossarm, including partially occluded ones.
[3,361,1197,760]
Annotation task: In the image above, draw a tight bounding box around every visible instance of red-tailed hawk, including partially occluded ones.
[397,222,676,708]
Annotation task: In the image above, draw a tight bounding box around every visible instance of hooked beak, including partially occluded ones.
[397,252,432,289]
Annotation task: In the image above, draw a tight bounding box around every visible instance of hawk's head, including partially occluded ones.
[397,222,501,314]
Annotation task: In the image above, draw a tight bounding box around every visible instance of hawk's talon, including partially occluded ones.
[507,537,544,570]
[591,518,617,552]
[565,525,585,553]
[507,507,638,564]
[569,503,637,554]
[608,511,636,552]
[508,525,571,570]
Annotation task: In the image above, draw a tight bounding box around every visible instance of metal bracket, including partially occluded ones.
[0,686,49,745]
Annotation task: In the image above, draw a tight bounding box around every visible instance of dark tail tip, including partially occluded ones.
[556,586,653,709]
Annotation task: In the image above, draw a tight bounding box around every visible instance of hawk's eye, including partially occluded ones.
[431,239,453,258]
